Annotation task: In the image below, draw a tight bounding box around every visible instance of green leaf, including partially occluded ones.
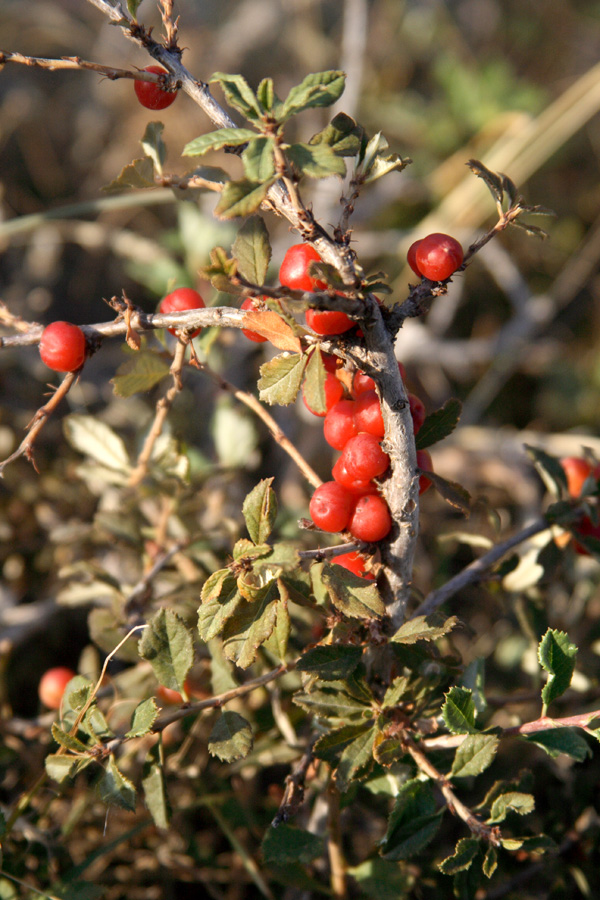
[286,142,346,178]
[294,678,372,722]
[482,845,498,878]
[426,471,471,513]
[487,791,535,824]
[51,723,89,754]
[380,779,443,860]
[451,734,499,778]
[140,121,166,174]
[242,477,278,544]
[538,628,578,707]
[442,687,478,734]
[64,416,131,473]
[382,676,410,708]
[314,722,374,765]
[296,644,363,681]
[347,858,413,900]
[415,399,462,451]
[263,597,290,660]
[524,445,567,498]
[210,72,262,121]
[198,574,242,642]
[62,675,94,712]
[102,157,156,192]
[438,837,480,875]
[258,353,306,405]
[232,215,272,286]
[392,613,458,644]
[45,755,91,784]
[183,127,257,157]
[241,136,276,182]
[301,348,328,415]
[309,112,364,157]
[262,824,324,865]
[320,562,385,620]
[467,158,505,206]
[222,593,279,668]
[142,742,170,829]
[208,711,253,762]
[138,608,194,694]
[98,756,136,812]
[214,177,276,219]
[127,0,143,17]
[126,698,159,739]
[256,77,276,113]
[335,724,377,792]
[524,727,591,761]
[82,706,114,742]
[111,351,170,398]
[280,70,346,121]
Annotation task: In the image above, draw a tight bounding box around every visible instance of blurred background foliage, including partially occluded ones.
[2,1,600,897]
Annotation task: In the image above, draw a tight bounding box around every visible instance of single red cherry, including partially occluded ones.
[349,494,392,542]
[241,297,268,343]
[309,481,354,533]
[415,233,464,282]
[352,361,407,398]
[417,449,434,495]
[38,666,76,710]
[305,308,354,335]
[332,456,378,495]
[279,244,326,292]
[324,399,358,450]
[134,65,178,110]
[332,551,375,580]
[407,239,424,276]
[354,390,385,438]
[302,371,344,417]
[39,321,87,372]
[341,433,390,481]
[159,287,206,338]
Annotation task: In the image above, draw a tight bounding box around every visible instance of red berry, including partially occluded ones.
[349,494,392,542]
[241,297,268,343]
[306,308,354,335]
[309,481,354,533]
[354,390,385,438]
[279,244,326,292]
[332,551,375,580]
[407,239,423,276]
[39,321,87,372]
[415,233,463,282]
[38,666,76,710]
[332,456,378,495]
[302,371,344,417]
[159,287,206,338]
[417,449,433,495]
[134,65,178,110]
[324,399,358,450]
[341,433,390,481]
[352,361,407,397]
[560,457,598,499]
[409,393,426,434]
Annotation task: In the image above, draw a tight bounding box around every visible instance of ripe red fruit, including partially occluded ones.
[305,308,354,335]
[407,239,423,276]
[159,287,206,338]
[333,551,375,580]
[38,666,76,710]
[341,433,390,481]
[417,449,434,495]
[349,494,392,542]
[409,393,426,434]
[279,244,326,292]
[352,361,407,398]
[415,233,464,282]
[354,390,385,438]
[324,399,358,450]
[39,321,87,372]
[302,371,344,417]
[309,481,354,533]
[134,65,178,110]
[332,455,378,495]
[241,297,268,343]
[321,352,340,374]
[559,457,599,499]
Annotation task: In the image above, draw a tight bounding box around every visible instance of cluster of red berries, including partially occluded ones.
[407,233,464,282]
[559,456,600,555]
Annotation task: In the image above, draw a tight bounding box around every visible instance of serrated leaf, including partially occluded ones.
[210,72,262,121]
[62,675,94,712]
[314,722,374,764]
[262,824,324,865]
[380,778,443,860]
[208,710,253,762]
[524,445,567,498]
[142,742,170,829]
[138,608,194,694]
[126,698,159,739]
[83,706,114,742]
[140,121,166,174]
[241,309,302,352]
[258,353,306,405]
[524,727,591,761]
[98,756,136,811]
[263,598,290,660]
[296,644,363,681]
[301,347,328,415]
[111,351,170,398]
[102,157,155,192]
[415,399,462,451]
[309,112,363,157]
[286,142,346,178]
[467,158,504,204]
[232,539,272,561]
[372,732,405,767]
[215,177,276,219]
[242,478,277,545]
[488,791,534,824]
[442,687,478,734]
[280,70,346,121]
[183,127,257,157]
[64,416,131,473]
[382,676,410,708]
[221,593,278,668]
[256,77,275,113]
[451,734,499,778]
[45,754,90,784]
[335,724,377,792]
[51,723,89,754]
[320,562,385,620]
[241,136,276,182]
[439,837,480,875]
[427,471,471,513]
[232,215,271,285]
[294,679,372,722]
[392,613,458,644]
[198,576,242,642]
[482,845,498,878]
[538,628,577,707]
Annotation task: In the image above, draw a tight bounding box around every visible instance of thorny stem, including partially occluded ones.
[272,737,318,826]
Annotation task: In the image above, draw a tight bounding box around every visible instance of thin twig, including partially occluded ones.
[0,51,177,85]
[272,737,318,826]
[327,781,348,899]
